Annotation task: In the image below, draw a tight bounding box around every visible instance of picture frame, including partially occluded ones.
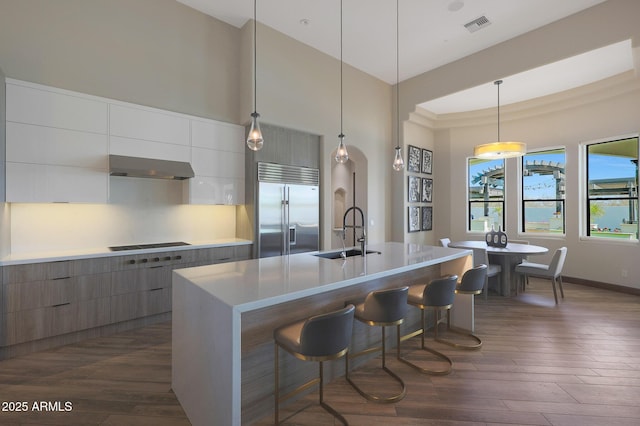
[408,175,421,202]
[421,149,433,174]
[408,206,420,232]
[407,145,421,173]
[421,206,433,231]
[421,178,433,203]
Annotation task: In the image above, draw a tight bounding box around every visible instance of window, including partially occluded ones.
[585,136,638,240]
[521,148,566,234]
[468,158,505,232]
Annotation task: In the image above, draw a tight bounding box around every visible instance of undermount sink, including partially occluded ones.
[313,249,382,259]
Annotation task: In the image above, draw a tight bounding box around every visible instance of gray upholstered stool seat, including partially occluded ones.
[398,274,458,375]
[274,304,355,425]
[345,286,408,403]
[436,265,487,350]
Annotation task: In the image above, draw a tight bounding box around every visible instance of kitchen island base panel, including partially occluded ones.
[172,246,473,425]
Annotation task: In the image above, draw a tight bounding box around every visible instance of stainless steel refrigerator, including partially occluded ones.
[257,162,319,258]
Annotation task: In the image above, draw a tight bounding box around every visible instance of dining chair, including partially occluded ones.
[515,247,567,304]
[439,238,451,247]
[509,239,530,293]
[471,247,501,299]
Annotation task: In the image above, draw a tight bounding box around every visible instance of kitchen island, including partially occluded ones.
[172,242,472,425]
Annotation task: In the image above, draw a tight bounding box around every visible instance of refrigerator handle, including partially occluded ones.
[285,186,291,255]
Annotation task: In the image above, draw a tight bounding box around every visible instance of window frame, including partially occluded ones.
[581,134,639,242]
[467,157,505,233]
[518,147,567,236]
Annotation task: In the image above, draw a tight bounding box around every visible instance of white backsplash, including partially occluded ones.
[8,178,238,254]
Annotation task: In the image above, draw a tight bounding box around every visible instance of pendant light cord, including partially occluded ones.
[395,0,400,149]
[253,0,257,114]
[495,79,501,142]
[339,0,344,137]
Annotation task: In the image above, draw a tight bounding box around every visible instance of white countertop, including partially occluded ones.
[173,242,471,312]
[0,238,253,266]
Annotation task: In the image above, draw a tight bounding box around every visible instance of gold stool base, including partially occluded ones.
[434,310,482,350]
[397,310,453,375]
[346,325,406,403]
[275,346,349,425]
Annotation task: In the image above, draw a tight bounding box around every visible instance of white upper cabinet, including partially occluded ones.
[6,83,107,134]
[5,81,109,202]
[109,104,189,146]
[188,119,245,205]
[191,119,244,152]
[4,79,245,205]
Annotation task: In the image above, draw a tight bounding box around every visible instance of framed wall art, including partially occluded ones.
[421,178,433,203]
[408,175,420,202]
[421,149,433,174]
[421,206,433,231]
[408,206,420,232]
[407,145,421,173]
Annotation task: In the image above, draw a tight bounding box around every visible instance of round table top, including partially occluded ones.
[448,240,548,256]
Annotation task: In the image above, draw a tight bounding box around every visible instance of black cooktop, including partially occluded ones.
[108,241,191,251]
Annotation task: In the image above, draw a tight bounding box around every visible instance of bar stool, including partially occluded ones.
[435,265,487,350]
[398,275,458,375]
[345,287,408,403]
[274,304,355,425]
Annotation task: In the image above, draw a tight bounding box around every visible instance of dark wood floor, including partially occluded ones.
[1,278,639,425]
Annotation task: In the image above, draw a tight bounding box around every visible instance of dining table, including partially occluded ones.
[448,240,548,296]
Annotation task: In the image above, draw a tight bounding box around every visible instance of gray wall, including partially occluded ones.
[0,0,241,123]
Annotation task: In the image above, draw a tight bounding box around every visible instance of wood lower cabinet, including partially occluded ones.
[2,260,112,346]
[0,244,252,350]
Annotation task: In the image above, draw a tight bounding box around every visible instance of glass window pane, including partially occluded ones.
[523,150,565,200]
[523,200,564,233]
[586,137,638,239]
[589,199,638,239]
[521,148,566,234]
[470,201,503,231]
[469,158,504,200]
[468,158,505,231]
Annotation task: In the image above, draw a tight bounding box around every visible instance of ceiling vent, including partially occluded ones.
[464,15,491,33]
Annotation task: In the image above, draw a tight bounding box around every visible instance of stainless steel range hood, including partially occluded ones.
[109,155,195,180]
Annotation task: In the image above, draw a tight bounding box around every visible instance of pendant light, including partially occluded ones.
[246,0,264,151]
[473,80,526,159]
[335,0,349,164]
[392,0,404,171]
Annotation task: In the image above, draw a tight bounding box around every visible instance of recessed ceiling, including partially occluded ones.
[419,39,635,114]
[176,0,628,112]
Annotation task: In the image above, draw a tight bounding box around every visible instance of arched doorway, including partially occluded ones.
[330,146,368,249]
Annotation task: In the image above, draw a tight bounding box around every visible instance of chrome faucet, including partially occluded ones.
[342,206,367,256]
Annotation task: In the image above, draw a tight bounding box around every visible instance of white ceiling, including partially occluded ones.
[176,0,634,114]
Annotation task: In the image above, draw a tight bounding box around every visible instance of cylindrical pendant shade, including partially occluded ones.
[473,141,526,159]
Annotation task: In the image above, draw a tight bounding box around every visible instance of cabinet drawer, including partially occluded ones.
[3,260,71,284]
[110,287,171,323]
[111,265,172,295]
[4,278,74,312]
[5,298,110,345]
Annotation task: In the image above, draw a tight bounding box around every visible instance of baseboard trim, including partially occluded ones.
[564,276,640,296]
